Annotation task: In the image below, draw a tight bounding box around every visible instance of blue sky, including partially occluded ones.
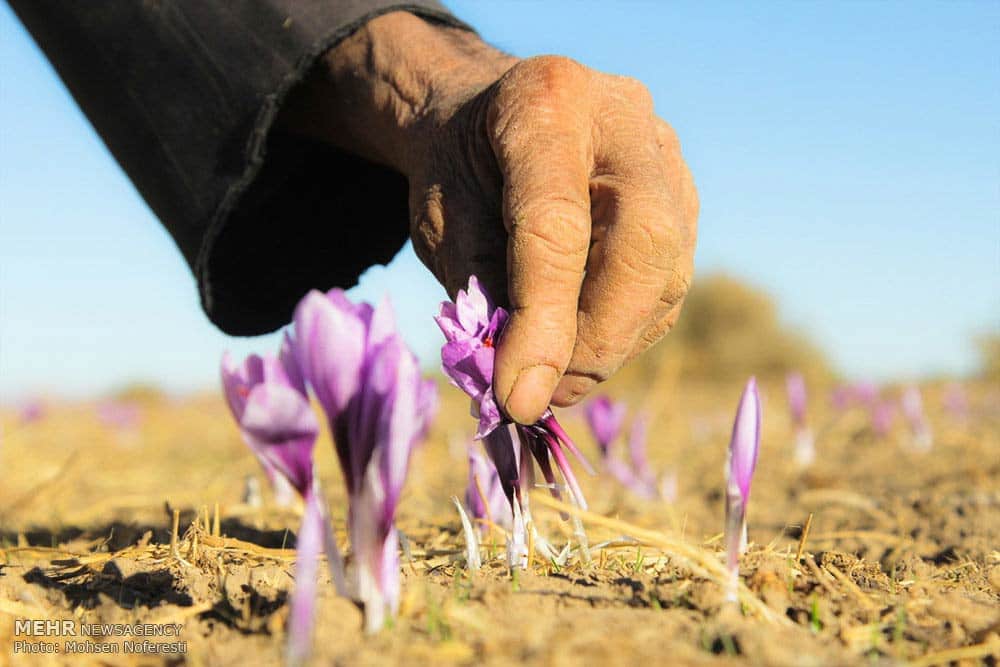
[1,1,998,400]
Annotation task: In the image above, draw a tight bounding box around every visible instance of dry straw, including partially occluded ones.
[529,492,790,626]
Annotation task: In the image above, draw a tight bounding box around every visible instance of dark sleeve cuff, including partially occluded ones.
[10,1,471,335]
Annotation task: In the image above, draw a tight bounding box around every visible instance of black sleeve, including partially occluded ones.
[8,1,471,335]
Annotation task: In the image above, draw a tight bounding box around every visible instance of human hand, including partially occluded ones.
[282,12,698,424]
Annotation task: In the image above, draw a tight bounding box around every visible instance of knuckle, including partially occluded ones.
[635,212,673,250]
[409,189,445,271]
[619,237,668,284]
[639,317,673,348]
[615,75,654,110]
[511,198,590,253]
[661,270,692,308]
[517,224,588,276]
[655,119,681,153]
[523,55,588,91]
[492,56,590,130]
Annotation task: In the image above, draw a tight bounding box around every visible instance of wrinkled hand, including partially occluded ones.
[283,12,697,424]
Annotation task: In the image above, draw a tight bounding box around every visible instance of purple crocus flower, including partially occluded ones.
[901,385,932,451]
[852,381,879,407]
[584,398,670,501]
[480,424,530,567]
[785,372,815,466]
[97,401,142,430]
[435,276,508,439]
[221,340,344,663]
[786,373,807,426]
[221,342,298,505]
[466,447,512,533]
[17,399,46,425]
[292,289,435,633]
[830,385,852,411]
[831,381,879,411]
[584,396,627,456]
[943,382,968,421]
[436,277,594,546]
[724,377,762,601]
[627,414,656,492]
[870,399,896,438]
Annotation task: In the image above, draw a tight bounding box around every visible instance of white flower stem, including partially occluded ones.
[452,496,481,572]
[723,488,746,604]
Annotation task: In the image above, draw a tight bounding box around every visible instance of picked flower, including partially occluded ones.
[220,340,344,664]
[785,372,815,466]
[292,289,436,633]
[724,377,761,602]
[437,276,593,565]
[435,275,508,439]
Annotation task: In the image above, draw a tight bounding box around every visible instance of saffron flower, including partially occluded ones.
[220,351,297,505]
[435,276,508,439]
[292,289,436,633]
[17,399,45,425]
[785,372,815,466]
[96,401,142,430]
[220,341,344,664]
[585,396,627,457]
[584,397,672,501]
[869,399,896,438]
[626,415,657,496]
[901,385,932,451]
[831,381,878,411]
[436,276,594,566]
[724,377,761,602]
[943,382,968,421]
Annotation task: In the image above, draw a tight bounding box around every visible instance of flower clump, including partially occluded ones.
[436,276,593,567]
[584,396,676,501]
[222,288,436,662]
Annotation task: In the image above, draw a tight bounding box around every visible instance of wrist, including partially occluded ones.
[279,12,516,174]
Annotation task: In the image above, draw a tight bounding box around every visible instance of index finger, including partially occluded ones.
[488,59,594,424]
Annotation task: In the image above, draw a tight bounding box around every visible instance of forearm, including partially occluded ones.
[278,12,517,174]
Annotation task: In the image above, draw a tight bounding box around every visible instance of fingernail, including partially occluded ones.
[503,365,560,424]
[551,375,597,407]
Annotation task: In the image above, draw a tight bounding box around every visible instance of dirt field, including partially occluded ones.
[2,377,998,666]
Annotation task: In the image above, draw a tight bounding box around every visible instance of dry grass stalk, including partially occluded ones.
[799,489,896,526]
[824,563,877,611]
[906,637,1000,667]
[803,554,841,599]
[529,492,790,625]
[795,512,813,562]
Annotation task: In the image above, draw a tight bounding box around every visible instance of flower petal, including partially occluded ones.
[292,290,366,420]
[242,383,319,494]
[728,377,761,501]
